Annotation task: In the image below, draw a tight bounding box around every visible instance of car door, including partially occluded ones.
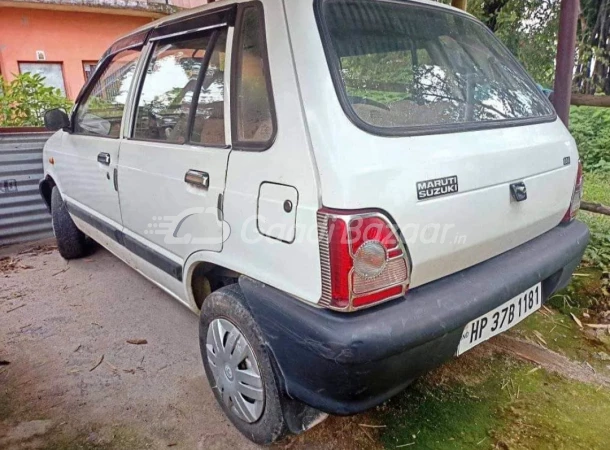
[56,46,142,228]
[117,16,232,267]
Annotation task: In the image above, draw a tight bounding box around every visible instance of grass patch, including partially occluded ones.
[576,171,610,306]
[379,355,507,450]
[378,352,610,450]
[513,310,588,357]
[581,171,610,238]
[41,426,152,450]
[495,365,610,450]
[570,106,610,173]
[582,171,610,206]
[512,305,610,371]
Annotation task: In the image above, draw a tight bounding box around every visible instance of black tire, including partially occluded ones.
[51,187,88,260]
[199,284,289,445]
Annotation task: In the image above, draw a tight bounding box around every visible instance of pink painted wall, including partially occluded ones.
[0,8,153,99]
[172,0,210,8]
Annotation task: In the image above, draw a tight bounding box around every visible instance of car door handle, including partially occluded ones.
[185,170,209,189]
[97,152,111,165]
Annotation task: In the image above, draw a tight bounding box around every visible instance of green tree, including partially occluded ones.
[468,0,559,88]
[574,0,610,94]
[0,73,72,127]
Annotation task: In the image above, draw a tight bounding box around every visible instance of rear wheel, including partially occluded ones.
[199,284,288,445]
[51,187,87,260]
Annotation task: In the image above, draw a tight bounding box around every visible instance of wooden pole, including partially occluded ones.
[552,0,580,126]
[451,0,468,10]
[581,201,610,216]
[570,93,610,107]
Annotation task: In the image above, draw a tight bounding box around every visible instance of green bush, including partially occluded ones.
[569,106,610,173]
[579,172,610,275]
[0,73,72,127]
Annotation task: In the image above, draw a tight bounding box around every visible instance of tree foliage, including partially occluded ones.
[467,0,609,95]
[574,0,610,94]
[570,105,610,172]
[0,73,72,127]
[467,0,559,88]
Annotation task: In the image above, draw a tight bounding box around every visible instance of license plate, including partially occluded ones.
[457,283,542,355]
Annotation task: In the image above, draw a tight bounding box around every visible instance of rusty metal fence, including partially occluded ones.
[0,130,53,246]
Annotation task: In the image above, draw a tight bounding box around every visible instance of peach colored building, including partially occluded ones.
[0,0,210,99]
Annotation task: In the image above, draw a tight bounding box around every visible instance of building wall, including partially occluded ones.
[172,0,210,8]
[0,8,153,99]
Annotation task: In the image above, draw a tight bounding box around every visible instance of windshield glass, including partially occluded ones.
[317,0,554,133]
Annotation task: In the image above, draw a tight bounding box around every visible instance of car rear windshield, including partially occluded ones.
[316,0,555,135]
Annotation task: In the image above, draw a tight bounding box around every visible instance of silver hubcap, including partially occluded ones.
[206,318,264,423]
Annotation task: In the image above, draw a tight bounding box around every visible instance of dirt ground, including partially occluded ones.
[1,241,392,450]
[1,240,267,449]
[2,240,609,450]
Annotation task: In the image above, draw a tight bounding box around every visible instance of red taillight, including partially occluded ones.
[327,217,351,309]
[562,161,583,223]
[318,208,410,311]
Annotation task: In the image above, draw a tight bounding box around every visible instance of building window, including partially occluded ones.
[83,62,98,82]
[18,62,66,96]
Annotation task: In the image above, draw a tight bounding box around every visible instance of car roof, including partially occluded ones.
[113,0,462,45]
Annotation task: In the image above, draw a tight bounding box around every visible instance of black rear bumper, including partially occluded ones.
[238,220,589,415]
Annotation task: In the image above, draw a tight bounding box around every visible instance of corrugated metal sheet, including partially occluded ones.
[0,131,54,246]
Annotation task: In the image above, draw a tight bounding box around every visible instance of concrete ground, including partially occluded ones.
[2,241,375,450]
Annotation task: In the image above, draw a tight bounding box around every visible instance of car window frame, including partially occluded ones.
[313,0,558,138]
[70,29,150,136]
[186,29,230,149]
[70,45,144,140]
[230,1,277,152]
[127,25,231,149]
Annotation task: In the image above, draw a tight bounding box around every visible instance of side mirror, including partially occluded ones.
[44,108,71,131]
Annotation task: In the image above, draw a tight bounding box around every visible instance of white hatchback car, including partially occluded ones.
[41,0,589,444]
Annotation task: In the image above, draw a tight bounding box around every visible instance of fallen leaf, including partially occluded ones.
[52,267,70,276]
[126,339,148,345]
[360,427,374,443]
[533,330,548,346]
[586,323,610,329]
[89,354,104,372]
[542,305,555,315]
[6,304,25,313]
[0,360,10,366]
[570,313,583,328]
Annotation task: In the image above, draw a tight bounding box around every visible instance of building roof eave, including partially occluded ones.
[0,0,182,19]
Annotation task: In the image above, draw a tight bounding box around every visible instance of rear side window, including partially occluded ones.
[191,31,227,147]
[133,30,227,146]
[316,0,555,135]
[232,4,276,150]
[74,49,140,138]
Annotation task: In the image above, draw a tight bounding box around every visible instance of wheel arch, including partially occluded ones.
[185,257,242,310]
[39,175,57,213]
